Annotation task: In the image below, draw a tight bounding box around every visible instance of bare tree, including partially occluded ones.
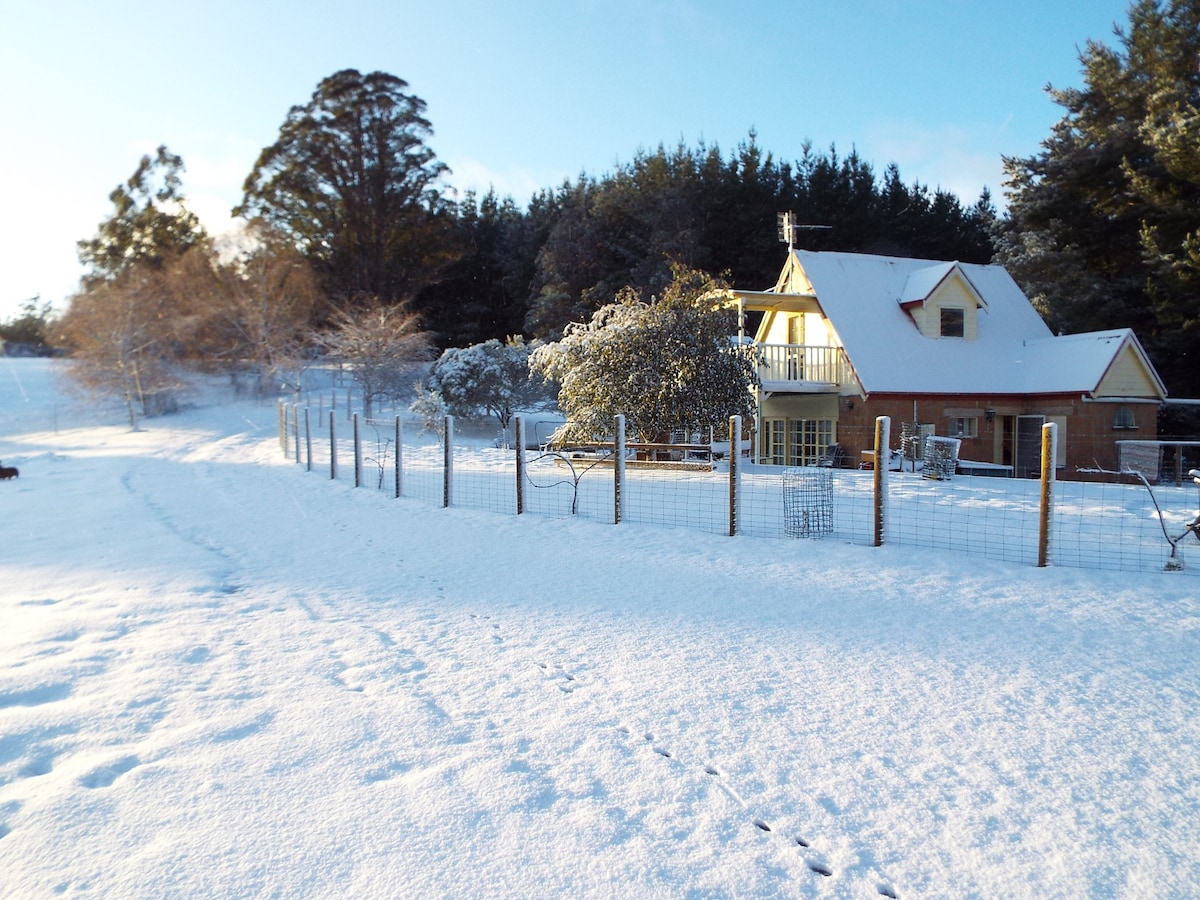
[319,300,434,417]
[56,264,186,429]
[190,221,324,394]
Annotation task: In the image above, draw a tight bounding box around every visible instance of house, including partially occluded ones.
[729,250,1167,478]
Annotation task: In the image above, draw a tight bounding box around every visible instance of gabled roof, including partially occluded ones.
[780,250,1166,398]
[898,261,985,310]
[1022,329,1167,398]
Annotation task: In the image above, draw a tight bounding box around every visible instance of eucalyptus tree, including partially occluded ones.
[237,69,459,308]
[62,146,208,426]
[77,145,206,285]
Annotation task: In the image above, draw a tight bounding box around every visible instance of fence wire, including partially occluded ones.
[283,404,1199,577]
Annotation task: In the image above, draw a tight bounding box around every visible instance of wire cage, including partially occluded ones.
[782,466,835,538]
[923,436,961,480]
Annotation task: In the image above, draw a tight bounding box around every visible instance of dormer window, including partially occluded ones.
[940,307,965,338]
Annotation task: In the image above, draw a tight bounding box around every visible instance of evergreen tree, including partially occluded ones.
[995,0,1200,395]
[236,70,460,309]
[414,190,535,348]
[62,147,209,426]
[77,145,206,285]
[0,297,55,354]
[520,135,994,341]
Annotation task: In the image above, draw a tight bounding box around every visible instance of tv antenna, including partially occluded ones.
[777,212,831,250]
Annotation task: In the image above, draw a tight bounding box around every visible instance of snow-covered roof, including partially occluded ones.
[788,250,1165,397]
[899,262,961,307]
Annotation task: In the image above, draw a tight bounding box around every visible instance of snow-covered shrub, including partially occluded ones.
[427,336,550,429]
[529,264,757,442]
[409,382,447,435]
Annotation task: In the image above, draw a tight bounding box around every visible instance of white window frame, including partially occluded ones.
[940,306,965,338]
[950,416,979,439]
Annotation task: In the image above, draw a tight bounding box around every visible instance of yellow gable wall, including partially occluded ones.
[910,273,980,340]
[1096,344,1162,398]
[777,255,816,294]
[758,311,835,346]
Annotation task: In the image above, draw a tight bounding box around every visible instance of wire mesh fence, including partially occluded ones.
[280,402,1200,577]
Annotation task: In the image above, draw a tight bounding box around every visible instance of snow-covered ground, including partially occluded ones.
[1,359,1198,898]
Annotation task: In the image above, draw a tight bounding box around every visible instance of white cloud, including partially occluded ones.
[443,155,569,206]
[863,119,1009,205]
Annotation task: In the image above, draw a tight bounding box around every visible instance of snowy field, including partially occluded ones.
[1,358,1199,898]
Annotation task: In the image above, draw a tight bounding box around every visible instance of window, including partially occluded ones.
[762,417,835,465]
[950,416,978,438]
[788,418,834,466]
[940,307,965,338]
[763,419,787,465]
[1113,406,1137,430]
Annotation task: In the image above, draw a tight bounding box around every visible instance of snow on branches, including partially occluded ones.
[530,265,756,442]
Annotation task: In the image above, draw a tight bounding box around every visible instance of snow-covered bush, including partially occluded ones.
[529,264,757,442]
[409,383,447,435]
[427,336,550,429]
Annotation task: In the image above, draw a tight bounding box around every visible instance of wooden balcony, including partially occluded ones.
[755,344,850,392]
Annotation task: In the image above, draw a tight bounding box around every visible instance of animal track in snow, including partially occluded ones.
[470,614,898,896]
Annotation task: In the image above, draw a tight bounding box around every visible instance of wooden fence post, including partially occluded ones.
[873,416,890,547]
[443,416,454,508]
[1038,421,1057,567]
[614,414,626,524]
[329,411,337,480]
[515,416,526,515]
[394,415,402,499]
[353,413,362,488]
[728,415,741,536]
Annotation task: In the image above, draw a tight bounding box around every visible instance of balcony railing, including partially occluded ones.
[756,344,849,388]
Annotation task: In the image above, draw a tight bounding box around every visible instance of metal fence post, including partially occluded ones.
[353,412,362,488]
[443,416,454,508]
[614,414,626,524]
[515,416,526,515]
[873,416,890,547]
[292,404,300,464]
[304,408,312,472]
[329,411,337,480]
[278,400,286,455]
[394,415,402,499]
[1038,421,1057,567]
[728,414,741,536]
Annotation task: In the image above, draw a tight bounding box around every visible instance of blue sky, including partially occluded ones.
[0,0,1135,321]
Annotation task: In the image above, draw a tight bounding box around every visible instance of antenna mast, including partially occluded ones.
[776,211,831,250]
